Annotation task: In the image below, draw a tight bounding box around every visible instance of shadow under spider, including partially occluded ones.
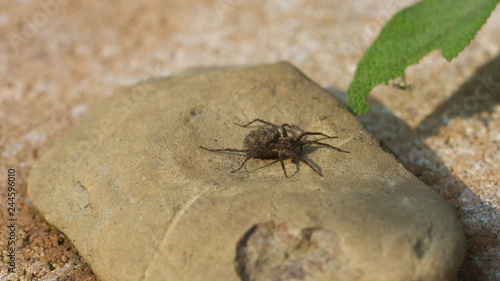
[200,118,349,178]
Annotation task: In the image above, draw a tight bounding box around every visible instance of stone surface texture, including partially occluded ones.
[1,0,499,280]
[28,62,465,281]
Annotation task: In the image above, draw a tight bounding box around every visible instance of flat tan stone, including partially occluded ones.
[28,62,465,281]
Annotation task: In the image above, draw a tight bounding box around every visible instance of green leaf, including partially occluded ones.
[347,0,500,115]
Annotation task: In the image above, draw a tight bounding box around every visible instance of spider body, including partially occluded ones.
[243,127,287,159]
[200,119,349,178]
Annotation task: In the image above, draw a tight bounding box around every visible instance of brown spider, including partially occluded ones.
[200,119,349,178]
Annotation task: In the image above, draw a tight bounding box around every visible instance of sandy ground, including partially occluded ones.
[1,0,498,280]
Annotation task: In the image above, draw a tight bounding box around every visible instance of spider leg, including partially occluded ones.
[236,119,281,136]
[280,123,303,138]
[278,154,288,178]
[199,146,248,153]
[301,141,349,153]
[235,119,277,128]
[297,132,336,141]
[279,123,294,137]
[292,154,323,177]
[280,125,288,137]
[231,157,251,173]
[281,123,300,130]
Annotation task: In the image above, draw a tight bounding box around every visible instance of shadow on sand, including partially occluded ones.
[328,54,500,281]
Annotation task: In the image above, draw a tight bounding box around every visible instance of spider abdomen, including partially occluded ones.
[243,126,280,159]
